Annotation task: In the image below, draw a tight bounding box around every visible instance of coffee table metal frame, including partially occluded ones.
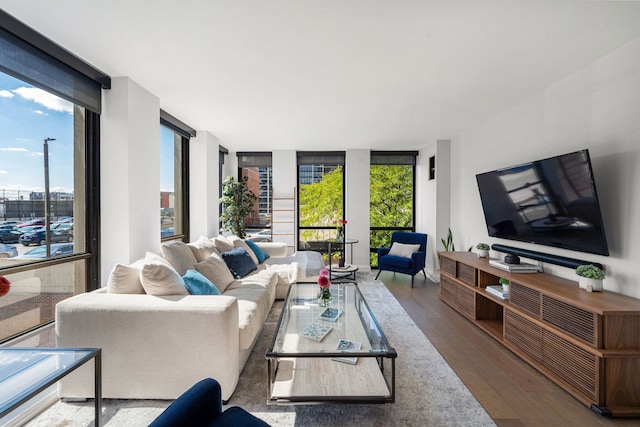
[266,281,396,405]
[0,347,102,426]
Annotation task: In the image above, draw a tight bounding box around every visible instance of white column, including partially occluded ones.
[272,150,297,254]
[345,149,371,271]
[189,131,220,240]
[100,77,160,286]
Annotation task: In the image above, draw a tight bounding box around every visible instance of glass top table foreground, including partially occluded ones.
[266,282,396,404]
[0,347,102,426]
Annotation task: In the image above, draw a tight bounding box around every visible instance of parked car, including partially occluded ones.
[0,229,20,243]
[17,218,45,228]
[17,243,74,258]
[246,229,271,242]
[19,228,74,246]
[0,243,18,257]
[0,221,21,227]
[0,224,18,232]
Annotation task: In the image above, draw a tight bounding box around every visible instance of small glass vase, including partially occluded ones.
[318,287,332,307]
[336,227,344,242]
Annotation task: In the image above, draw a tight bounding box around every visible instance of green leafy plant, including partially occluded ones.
[499,277,509,286]
[576,264,605,280]
[476,243,490,250]
[219,176,257,239]
[441,228,456,252]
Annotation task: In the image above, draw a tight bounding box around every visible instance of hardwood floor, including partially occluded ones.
[379,271,640,427]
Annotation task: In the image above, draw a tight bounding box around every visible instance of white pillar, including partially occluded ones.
[345,149,371,271]
[100,77,160,286]
[189,131,220,240]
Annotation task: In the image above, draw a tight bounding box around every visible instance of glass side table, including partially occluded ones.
[0,347,102,426]
[325,238,359,280]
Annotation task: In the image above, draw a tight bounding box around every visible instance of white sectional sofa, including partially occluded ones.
[55,235,323,401]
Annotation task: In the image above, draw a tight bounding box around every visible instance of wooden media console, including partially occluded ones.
[439,251,640,417]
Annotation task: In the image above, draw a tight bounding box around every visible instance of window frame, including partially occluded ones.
[369,151,418,267]
[296,151,346,252]
[0,10,106,342]
[237,152,273,239]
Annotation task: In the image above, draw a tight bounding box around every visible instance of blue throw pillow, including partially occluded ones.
[221,247,258,279]
[182,269,221,295]
[245,240,270,263]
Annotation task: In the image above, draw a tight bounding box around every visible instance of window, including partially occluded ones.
[159,111,193,242]
[237,152,272,241]
[297,152,345,255]
[370,151,417,267]
[0,10,107,344]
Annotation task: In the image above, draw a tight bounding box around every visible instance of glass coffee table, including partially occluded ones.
[0,347,102,426]
[266,282,396,404]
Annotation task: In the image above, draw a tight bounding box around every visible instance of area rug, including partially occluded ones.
[26,273,495,426]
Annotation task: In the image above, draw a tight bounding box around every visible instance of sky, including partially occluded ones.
[0,71,175,197]
[0,71,74,195]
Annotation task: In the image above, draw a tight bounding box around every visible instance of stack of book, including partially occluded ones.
[485,285,509,300]
[489,259,541,273]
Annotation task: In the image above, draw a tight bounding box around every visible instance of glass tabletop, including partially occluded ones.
[0,348,99,418]
[268,282,393,357]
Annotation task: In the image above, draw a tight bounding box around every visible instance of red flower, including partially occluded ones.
[317,275,330,288]
[0,276,10,298]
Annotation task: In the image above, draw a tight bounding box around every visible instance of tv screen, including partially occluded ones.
[476,149,609,256]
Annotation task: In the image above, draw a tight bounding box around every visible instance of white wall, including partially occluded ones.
[189,131,220,240]
[101,77,160,285]
[345,150,371,271]
[417,140,451,280]
[451,37,640,298]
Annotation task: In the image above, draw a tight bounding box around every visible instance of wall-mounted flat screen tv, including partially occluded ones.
[476,149,609,256]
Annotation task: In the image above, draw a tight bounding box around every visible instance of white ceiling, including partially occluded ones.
[3,1,640,151]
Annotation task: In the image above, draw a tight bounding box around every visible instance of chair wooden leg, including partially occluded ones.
[375,270,381,280]
[421,269,427,278]
[411,275,414,288]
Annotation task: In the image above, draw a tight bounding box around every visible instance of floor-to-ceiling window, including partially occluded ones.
[370,151,417,267]
[159,111,193,242]
[237,152,272,241]
[0,11,106,343]
[297,152,345,257]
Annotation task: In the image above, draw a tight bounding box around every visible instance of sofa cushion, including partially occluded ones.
[222,288,272,351]
[183,269,221,295]
[213,235,234,253]
[140,252,189,296]
[194,256,235,293]
[107,260,145,294]
[388,242,421,258]
[187,236,219,262]
[228,236,260,265]
[221,247,258,279]
[245,240,270,263]
[161,241,198,276]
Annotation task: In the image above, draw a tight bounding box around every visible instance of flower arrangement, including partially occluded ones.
[317,269,332,306]
[332,219,347,241]
[0,276,11,298]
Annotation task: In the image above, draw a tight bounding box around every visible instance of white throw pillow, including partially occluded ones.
[195,255,236,293]
[139,252,189,296]
[187,236,218,262]
[228,236,260,265]
[213,235,234,253]
[160,241,198,276]
[388,242,421,259]
[107,260,146,294]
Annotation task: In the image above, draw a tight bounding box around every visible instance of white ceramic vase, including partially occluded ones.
[477,249,489,258]
[578,276,603,292]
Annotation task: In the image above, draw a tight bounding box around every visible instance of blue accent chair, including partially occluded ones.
[374,232,428,288]
[149,378,270,427]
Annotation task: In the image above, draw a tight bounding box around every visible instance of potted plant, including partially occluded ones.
[476,243,490,258]
[576,264,604,292]
[499,277,510,293]
[219,176,257,239]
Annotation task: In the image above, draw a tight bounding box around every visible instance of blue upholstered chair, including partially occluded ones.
[375,232,428,288]
[149,378,270,427]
